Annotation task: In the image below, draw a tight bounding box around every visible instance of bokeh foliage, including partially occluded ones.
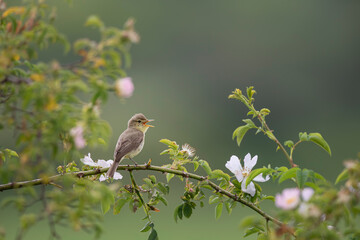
[0,0,138,238]
[0,1,359,240]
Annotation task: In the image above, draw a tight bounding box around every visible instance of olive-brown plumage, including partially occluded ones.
[106,113,154,178]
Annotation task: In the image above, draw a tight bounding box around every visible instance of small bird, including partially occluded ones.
[106,113,154,178]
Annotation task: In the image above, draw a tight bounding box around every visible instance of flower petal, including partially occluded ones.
[253,173,270,182]
[70,125,86,149]
[99,174,108,182]
[80,153,97,167]
[241,179,256,197]
[235,172,244,183]
[113,172,123,180]
[301,188,314,202]
[97,159,110,168]
[244,153,257,170]
[225,155,243,174]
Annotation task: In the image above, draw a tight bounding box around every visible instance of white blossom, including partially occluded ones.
[81,153,123,182]
[181,143,195,157]
[225,153,269,197]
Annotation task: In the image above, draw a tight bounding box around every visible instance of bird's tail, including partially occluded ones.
[106,160,120,178]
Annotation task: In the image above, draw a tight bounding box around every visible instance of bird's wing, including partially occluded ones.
[114,129,143,163]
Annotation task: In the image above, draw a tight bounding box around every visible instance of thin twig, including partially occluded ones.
[0,163,293,235]
[41,185,60,239]
[129,171,152,222]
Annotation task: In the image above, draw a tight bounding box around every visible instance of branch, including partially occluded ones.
[1,75,32,85]
[40,185,60,239]
[0,163,290,232]
[257,114,297,168]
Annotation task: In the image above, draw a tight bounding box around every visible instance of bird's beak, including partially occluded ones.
[144,119,154,128]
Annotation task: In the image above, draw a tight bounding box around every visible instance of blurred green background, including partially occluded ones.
[1,0,360,239]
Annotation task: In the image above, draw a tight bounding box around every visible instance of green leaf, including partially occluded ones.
[149,175,156,184]
[20,214,37,230]
[231,179,242,190]
[102,199,112,214]
[335,169,349,184]
[101,188,115,214]
[209,195,220,205]
[278,167,299,183]
[199,160,212,175]
[313,172,325,181]
[159,139,178,150]
[193,161,199,171]
[244,227,261,237]
[247,86,254,99]
[183,203,192,218]
[148,227,158,240]
[174,205,179,223]
[246,168,269,187]
[140,222,153,232]
[296,169,310,189]
[160,149,170,155]
[113,199,128,215]
[215,203,223,219]
[143,178,154,188]
[158,195,168,206]
[308,170,325,182]
[74,38,93,51]
[156,182,169,195]
[308,133,331,156]
[299,132,309,141]
[166,173,174,183]
[85,15,104,28]
[284,140,294,148]
[232,125,251,147]
[247,110,255,117]
[224,202,233,215]
[305,182,319,190]
[259,108,270,116]
[177,204,183,220]
[242,119,256,128]
[255,127,262,135]
[210,169,230,181]
[5,149,19,158]
[275,166,288,172]
[261,196,275,202]
[97,138,106,145]
[265,130,276,141]
[240,216,258,228]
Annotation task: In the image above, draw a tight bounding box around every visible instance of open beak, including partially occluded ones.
[143,119,154,128]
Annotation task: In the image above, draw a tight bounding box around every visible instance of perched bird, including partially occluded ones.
[106,113,154,178]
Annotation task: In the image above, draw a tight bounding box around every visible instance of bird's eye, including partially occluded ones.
[137,120,141,123]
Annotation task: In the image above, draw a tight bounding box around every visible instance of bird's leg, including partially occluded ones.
[129,158,138,165]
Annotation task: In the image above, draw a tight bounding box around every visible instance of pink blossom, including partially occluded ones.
[275,188,301,210]
[70,125,86,149]
[275,187,315,210]
[115,77,134,98]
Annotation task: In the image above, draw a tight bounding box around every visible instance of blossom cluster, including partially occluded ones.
[81,153,123,181]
